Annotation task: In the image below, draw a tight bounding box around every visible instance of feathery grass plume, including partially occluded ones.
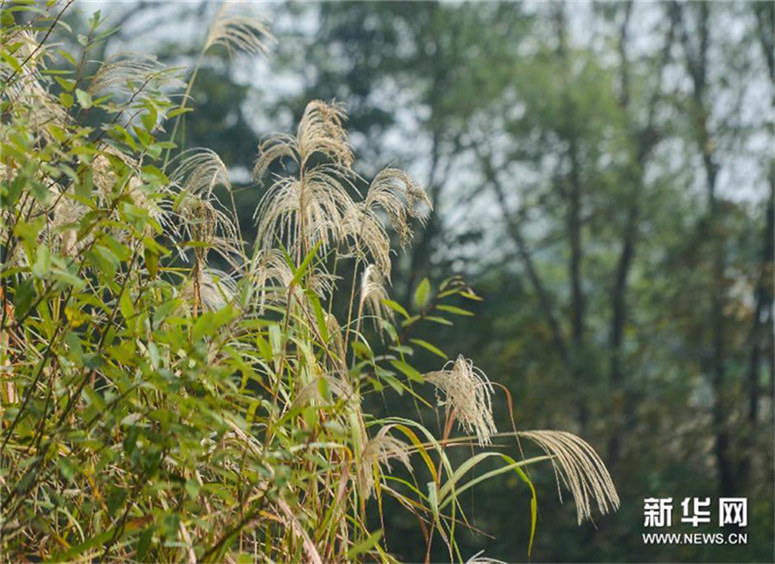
[248,248,335,311]
[365,168,432,246]
[358,426,412,499]
[253,170,354,255]
[253,101,430,272]
[248,248,295,309]
[359,264,393,330]
[48,188,88,256]
[341,202,393,276]
[424,355,497,446]
[204,1,272,58]
[252,101,357,253]
[295,100,354,168]
[170,148,231,198]
[254,172,356,253]
[519,430,620,525]
[89,53,184,102]
[2,30,67,137]
[92,147,160,220]
[182,267,236,312]
[49,147,155,256]
[341,169,431,279]
[252,133,298,180]
[167,191,242,270]
[465,551,508,564]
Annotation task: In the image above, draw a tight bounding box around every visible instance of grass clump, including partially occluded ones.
[0,4,617,562]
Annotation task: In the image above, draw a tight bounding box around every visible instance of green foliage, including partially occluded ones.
[0,4,620,563]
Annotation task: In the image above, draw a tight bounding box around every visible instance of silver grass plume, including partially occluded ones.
[519,430,620,525]
[342,169,431,279]
[341,202,392,277]
[253,172,356,253]
[166,149,243,266]
[359,264,393,331]
[364,168,432,247]
[465,551,507,564]
[170,148,231,198]
[51,146,155,255]
[48,188,88,256]
[358,426,412,499]
[92,146,157,217]
[183,267,236,312]
[89,53,183,104]
[295,100,354,169]
[204,2,272,59]
[167,192,242,271]
[248,248,336,311]
[424,355,497,446]
[248,248,295,310]
[2,30,67,138]
[253,101,359,253]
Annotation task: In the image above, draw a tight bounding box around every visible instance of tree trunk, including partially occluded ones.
[554,1,588,433]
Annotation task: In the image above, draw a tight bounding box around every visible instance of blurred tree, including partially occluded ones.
[267,1,774,561]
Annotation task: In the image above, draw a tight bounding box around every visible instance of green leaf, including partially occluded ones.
[390,359,423,383]
[414,278,431,309]
[64,331,84,363]
[344,530,383,559]
[168,107,193,119]
[0,49,22,73]
[32,245,51,278]
[55,528,114,560]
[147,342,160,370]
[409,338,447,360]
[54,77,76,92]
[435,304,474,316]
[57,457,77,482]
[135,527,153,562]
[59,91,74,109]
[75,89,93,109]
[351,340,373,360]
[140,107,158,132]
[290,239,322,286]
[382,298,409,320]
[57,48,78,67]
[119,290,134,322]
[144,248,158,280]
[425,316,453,327]
[305,290,329,342]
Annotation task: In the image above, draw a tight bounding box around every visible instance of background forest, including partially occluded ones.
[3,0,774,562]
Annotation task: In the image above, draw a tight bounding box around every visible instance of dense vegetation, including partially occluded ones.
[265,3,773,561]
[0,2,626,562]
